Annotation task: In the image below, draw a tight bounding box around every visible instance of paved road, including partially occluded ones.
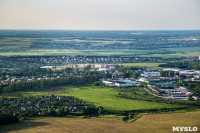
[143,87,165,98]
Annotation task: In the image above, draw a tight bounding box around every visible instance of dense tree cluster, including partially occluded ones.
[0,95,104,125]
[0,56,44,68]
[115,66,141,79]
[0,113,19,125]
[160,71,179,77]
[159,61,200,70]
[0,75,100,93]
[0,67,53,77]
[184,83,200,96]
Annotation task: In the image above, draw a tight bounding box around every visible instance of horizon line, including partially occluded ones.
[0,29,200,31]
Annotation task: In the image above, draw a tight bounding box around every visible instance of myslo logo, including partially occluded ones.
[172,127,198,132]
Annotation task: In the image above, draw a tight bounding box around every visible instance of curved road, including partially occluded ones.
[143,87,166,98]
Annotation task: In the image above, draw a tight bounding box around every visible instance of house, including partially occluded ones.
[98,68,109,71]
[147,77,161,83]
[121,80,141,86]
[177,87,193,95]
[147,84,157,90]
[192,96,200,101]
[158,83,175,89]
[102,79,141,87]
[102,80,116,87]
[138,78,148,83]
[115,81,131,87]
[171,90,188,100]
[141,72,160,77]
[179,70,196,77]
[195,70,200,75]
[40,66,54,69]
[163,68,182,72]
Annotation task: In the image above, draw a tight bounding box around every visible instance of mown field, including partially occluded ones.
[0,110,200,133]
[61,86,183,112]
[1,48,200,58]
[117,63,164,69]
[0,48,164,56]
[1,86,186,112]
[163,47,200,57]
[0,39,200,58]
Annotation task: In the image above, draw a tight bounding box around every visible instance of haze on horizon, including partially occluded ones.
[0,0,200,30]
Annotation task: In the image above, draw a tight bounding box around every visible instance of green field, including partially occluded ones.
[60,86,184,112]
[117,63,164,69]
[0,49,163,56]
[1,86,184,112]
[0,32,200,57]
[0,46,200,57]
[1,110,200,133]
[0,87,69,98]
[163,47,200,57]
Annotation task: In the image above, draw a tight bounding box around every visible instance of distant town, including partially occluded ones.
[1,61,199,101]
[0,30,200,128]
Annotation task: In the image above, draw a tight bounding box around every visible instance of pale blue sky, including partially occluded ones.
[0,0,199,30]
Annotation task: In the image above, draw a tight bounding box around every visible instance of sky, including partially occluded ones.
[0,0,200,30]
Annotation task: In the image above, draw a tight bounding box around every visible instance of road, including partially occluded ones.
[142,87,167,98]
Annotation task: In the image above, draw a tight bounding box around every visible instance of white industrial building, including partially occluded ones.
[177,87,193,95]
[141,72,160,77]
[102,79,141,87]
[163,68,182,72]
[171,90,188,100]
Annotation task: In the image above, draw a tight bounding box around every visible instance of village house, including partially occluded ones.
[192,96,200,101]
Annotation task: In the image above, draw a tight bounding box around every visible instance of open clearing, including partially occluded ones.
[0,49,164,56]
[0,110,200,133]
[0,46,200,57]
[61,86,184,112]
[1,86,184,112]
[117,63,164,69]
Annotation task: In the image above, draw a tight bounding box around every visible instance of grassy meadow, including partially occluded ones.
[0,49,163,56]
[61,86,182,112]
[0,32,199,57]
[0,40,200,57]
[1,86,186,112]
[0,47,199,57]
[0,110,200,133]
[117,63,164,69]
[163,47,200,57]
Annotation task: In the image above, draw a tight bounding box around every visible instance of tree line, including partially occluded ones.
[183,82,200,96]
[159,61,200,70]
[0,75,100,93]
